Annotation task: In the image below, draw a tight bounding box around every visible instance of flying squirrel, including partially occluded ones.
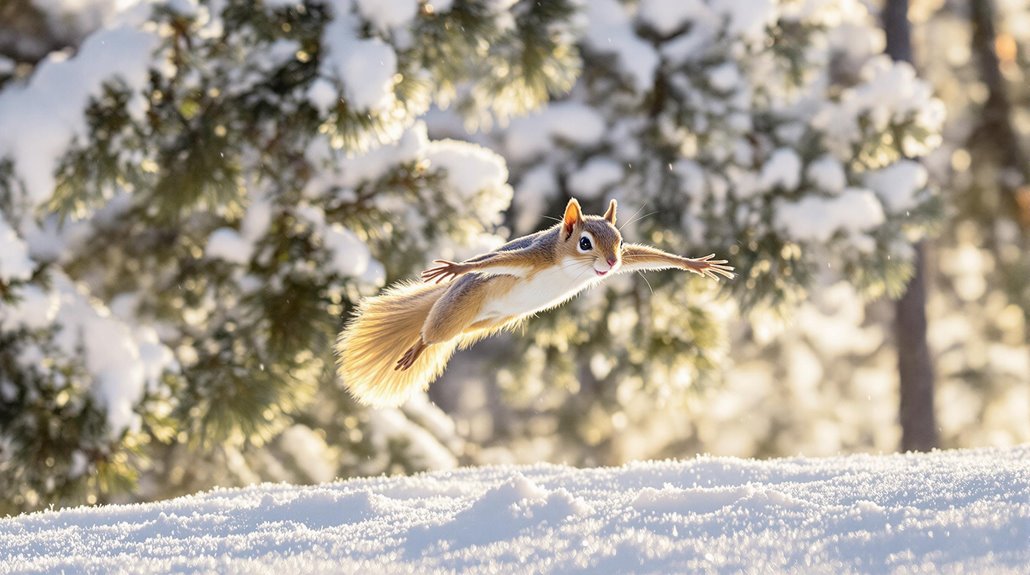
[335,198,735,407]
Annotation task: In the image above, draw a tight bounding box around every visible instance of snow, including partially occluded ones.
[289,204,374,279]
[24,0,122,43]
[279,425,337,484]
[425,140,512,222]
[660,11,720,64]
[583,0,660,93]
[760,148,803,191]
[775,188,886,244]
[815,57,945,159]
[323,224,372,278]
[1,446,1027,573]
[708,62,742,92]
[638,0,712,36]
[355,0,419,32]
[0,214,34,282]
[807,154,848,194]
[0,25,158,206]
[203,197,272,265]
[1,274,177,436]
[864,160,929,212]
[300,120,509,280]
[512,165,559,233]
[427,0,453,12]
[365,408,459,471]
[205,228,253,265]
[0,284,59,330]
[716,0,777,42]
[503,102,607,163]
[50,277,174,435]
[307,122,427,193]
[567,156,624,199]
[306,78,339,113]
[318,5,398,112]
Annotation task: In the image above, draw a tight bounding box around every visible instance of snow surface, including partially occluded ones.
[2,446,1027,574]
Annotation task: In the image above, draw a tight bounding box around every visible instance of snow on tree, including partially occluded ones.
[0,0,581,511]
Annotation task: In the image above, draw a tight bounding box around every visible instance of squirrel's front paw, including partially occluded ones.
[684,254,735,281]
[421,260,468,283]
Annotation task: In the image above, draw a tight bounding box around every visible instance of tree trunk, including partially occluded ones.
[895,243,938,451]
[883,0,938,452]
[969,0,1030,232]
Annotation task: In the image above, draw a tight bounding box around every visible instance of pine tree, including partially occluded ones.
[904,0,1030,448]
[0,0,581,512]
[442,0,945,463]
[0,0,961,511]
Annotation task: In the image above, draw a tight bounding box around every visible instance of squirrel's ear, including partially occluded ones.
[562,198,582,240]
[603,199,617,225]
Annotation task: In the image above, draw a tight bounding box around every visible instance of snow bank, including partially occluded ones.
[1,446,1026,574]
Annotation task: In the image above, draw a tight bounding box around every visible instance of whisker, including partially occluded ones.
[540,215,562,222]
[566,259,603,286]
[569,261,595,284]
[618,202,648,232]
[637,271,654,295]
[620,210,659,231]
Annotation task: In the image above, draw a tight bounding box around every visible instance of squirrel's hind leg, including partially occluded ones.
[396,274,516,371]
[395,338,428,371]
[423,274,515,341]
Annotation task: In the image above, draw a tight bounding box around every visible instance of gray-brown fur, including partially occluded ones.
[577,216,622,263]
[422,274,494,343]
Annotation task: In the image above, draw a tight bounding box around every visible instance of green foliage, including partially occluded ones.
[0,330,146,513]
[0,0,580,512]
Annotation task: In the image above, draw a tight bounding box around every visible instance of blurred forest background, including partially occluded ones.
[0,0,1026,514]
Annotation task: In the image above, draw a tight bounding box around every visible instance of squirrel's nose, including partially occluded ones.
[606,257,617,267]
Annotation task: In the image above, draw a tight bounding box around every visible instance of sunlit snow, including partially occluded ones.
[2,446,1026,574]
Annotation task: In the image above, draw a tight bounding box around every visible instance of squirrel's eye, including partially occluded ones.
[579,237,592,251]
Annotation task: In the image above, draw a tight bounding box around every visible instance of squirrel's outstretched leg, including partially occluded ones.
[396,275,512,370]
[420,249,540,283]
[620,243,735,280]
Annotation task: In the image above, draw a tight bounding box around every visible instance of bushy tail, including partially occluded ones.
[336,280,456,407]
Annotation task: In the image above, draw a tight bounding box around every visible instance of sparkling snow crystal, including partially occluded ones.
[0,447,1026,573]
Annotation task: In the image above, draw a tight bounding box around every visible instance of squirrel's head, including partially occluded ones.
[559,198,623,278]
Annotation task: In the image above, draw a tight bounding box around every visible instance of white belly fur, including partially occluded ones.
[475,258,600,322]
